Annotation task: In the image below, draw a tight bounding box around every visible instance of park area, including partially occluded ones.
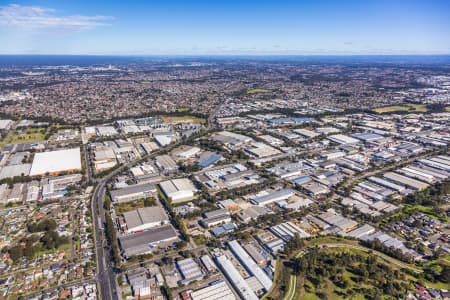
[373,103,427,114]
[0,127,48,148]
[247,88,273,94]
[266,236,449,300]
[160,115,206,124]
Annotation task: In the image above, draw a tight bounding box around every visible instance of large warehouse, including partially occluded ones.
[119,224,178,258]
[110,183,156,203]
[159,178,197,203]
[29,148,82,176]
[123,206,169,233]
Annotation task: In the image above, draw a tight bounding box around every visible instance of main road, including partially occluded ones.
[91,123,213,300]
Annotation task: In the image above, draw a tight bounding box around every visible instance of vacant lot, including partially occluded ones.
[373,103,427,114]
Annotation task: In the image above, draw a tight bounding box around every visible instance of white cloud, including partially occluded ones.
[0,4,113,30]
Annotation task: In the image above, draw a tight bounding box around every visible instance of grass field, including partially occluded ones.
[373,103,427,114]
[0,127,47,147]
[160,115,206,124]
[247,88,272,94]
[176,107,191,113]
[114,199,146,214]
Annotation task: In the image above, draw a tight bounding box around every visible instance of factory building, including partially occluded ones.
[215,254,259,300]
[383,172,429,191]
[176,258,204,285]
[189,281,235,300]
[159,178,197,203]
[119,224,178,258]
[110,183,156,203]
[122,206,169,233]
[368,176,405,193]
[200,209,232,228]
[328,134,360,145]
[250,189,295,206]
[155,154,178,174]
[29,148,82,176]
[270,222,310,241]
[228,240,272,292]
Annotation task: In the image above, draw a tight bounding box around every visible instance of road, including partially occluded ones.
[92,179,117,300]
[91,127,211,300]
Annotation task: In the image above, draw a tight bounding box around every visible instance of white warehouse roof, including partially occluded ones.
[159,178,197,203]
[30,148,81,176]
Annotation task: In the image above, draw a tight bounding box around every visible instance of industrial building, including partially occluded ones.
[368,176,405,192]
[351,132,384,142]
[200,209,232,228]
[110,183,156,203]
[317,209,358,233]
[418,158,450,172]
[243,142,281,158]
[189,281,235,300]
[176,258,204,284]
[175,146,201,159]
[212,131,253,149]
[250,189,295,206]
[243,243,267,266]
[200,255,217,273]
[397,167,435,183]
[119,224,178,258]
[29,148,82,176]
[210,223,237,236]
[96,126,118,136]
[215,254,259,300]
[122,206,169,233]
[382,172,429,191]
[197,152,222,168]
[327,134,360,145]
[228,240,272,292]
[293,128,321,139]
[153,131,176,147]
[155,154,178,174]
[270,222,310,241]
[159,178,197,203]
[406,165,448,180]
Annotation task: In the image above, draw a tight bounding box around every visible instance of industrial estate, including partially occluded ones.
[0,55,449,300]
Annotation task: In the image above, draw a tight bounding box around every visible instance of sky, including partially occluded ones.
[0,0,449,55]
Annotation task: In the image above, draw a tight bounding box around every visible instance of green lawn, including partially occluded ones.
[247,88,272,94]
[176,107,191,112]
[114,198,151,214]
[160,115,206,124]
[303,293,321,300]
[373,104,427,114]
[0,127,47,147]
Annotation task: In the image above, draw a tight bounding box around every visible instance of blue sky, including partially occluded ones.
[0,0,449,55]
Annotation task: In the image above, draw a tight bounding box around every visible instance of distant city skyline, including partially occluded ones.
[1,0,449,55]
